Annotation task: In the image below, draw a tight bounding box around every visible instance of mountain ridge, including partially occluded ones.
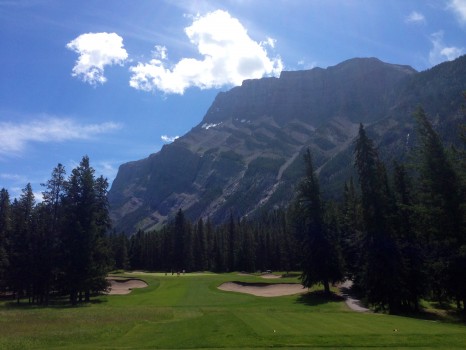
[108,56,465,234]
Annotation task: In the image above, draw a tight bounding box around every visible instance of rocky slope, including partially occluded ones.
[108,56,466,234]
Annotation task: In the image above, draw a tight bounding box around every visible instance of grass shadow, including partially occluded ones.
[295,290,345,307]
[394,303,466,324]
[2,294,108,310]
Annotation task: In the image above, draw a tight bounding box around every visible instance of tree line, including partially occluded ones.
[0,106,465,313]
[0,156,112,305]
[113,208,300,275]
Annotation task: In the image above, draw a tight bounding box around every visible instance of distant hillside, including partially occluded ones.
[108,56,466,234]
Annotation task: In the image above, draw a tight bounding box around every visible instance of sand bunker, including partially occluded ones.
[107,278,148,295]
[218,282,306,297]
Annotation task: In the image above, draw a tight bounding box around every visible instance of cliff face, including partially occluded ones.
[108,56,466,234]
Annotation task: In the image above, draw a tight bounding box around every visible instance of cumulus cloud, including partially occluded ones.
[405,11,426,23]
[429,31,464,65]
[448,0,466,23]
[66,32,128,85]
[0,118,121,156]
[129,10,283,94]
[161,135,179,143]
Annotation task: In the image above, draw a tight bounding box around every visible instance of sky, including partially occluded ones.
[1,0,465,200]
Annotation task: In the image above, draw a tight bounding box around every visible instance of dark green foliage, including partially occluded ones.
[413,107,465,309]
[126,208,299,274]
[354,124,403,312]
[109,232,130,270]
[2,157,112,305]
[8,184,35,302]
[340,178,362,280]
[392,162,426,311]
[292,149,343,294]
[0,189,10,292]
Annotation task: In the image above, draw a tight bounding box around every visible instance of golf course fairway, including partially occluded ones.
[1,272,465,349]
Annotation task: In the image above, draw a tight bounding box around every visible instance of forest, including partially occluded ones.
[0,106,465,314]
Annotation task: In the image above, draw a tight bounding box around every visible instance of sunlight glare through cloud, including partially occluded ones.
[129,10,283,94]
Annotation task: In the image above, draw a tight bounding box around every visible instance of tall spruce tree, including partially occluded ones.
[414,107,465,309]
[354,124,402,312]
[341,178,362,280]
[8,184,35,302]
[62,156,110,304]
[173,209,186,271]
[0,189,10,292]
[295,149,342,295]
[40,163,66,304]
[393,162,425,311]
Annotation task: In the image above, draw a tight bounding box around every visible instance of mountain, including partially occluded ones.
[108,56,466,234]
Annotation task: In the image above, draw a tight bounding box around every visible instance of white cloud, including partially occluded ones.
[405,11,426,23]
[94,161,119,181]
[429,31,464,65]
[152,45,168,60]
[297,59,316,70]
[67,32,128,85]
[0,118,121,156]
[161,135,179,143]
[448,0,466,23]
[129,10,283,94]
[0,173,27,183]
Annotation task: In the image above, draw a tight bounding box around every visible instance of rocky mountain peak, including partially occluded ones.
[108,56,464,234]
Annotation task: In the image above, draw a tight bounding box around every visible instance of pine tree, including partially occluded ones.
[193,218,207,271]
[40,163,66,304]
[111,232,130,270]
[414,107,465,309]
[393,162,425,311]
[295,149,343,295]
[8,184,35,302]
[173,209,186,271]
[62,156,111,304]
[354,124,402,312]
[340,178,362,280]
[227,212,237,271]
[0,189,11,292]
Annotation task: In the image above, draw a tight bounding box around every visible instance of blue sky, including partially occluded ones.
[1,0,465,200]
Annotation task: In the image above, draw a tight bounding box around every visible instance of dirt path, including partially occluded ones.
[338,280,370,312]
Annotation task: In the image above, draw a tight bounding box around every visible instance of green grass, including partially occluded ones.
[1,272,465,349]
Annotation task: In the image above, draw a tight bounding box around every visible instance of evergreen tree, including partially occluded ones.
[173,209,186,271]
[111,232,130,270]
[414,107,465,309]
[227,212,237,271]
[340,178,362,280]
[0,189,11,292]
[129,230,144,270]
[193,218,207,271]
[354,124,402,312]
[62,156,110,304]
[393,162,425,311]
[8,184,35,302]
[88,175,113,296]
[295,149,343,295]
[40,163,67,304]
